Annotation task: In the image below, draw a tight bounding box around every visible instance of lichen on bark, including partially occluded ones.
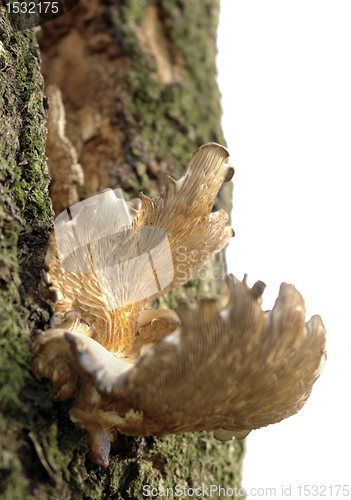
[0,1,244,498]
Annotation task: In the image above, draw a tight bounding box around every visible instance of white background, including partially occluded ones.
[217,1,351,497]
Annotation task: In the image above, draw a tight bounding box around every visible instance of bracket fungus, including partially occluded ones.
[33,143,326,467]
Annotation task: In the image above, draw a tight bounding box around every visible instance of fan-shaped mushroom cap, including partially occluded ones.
[68,275,325,435]
[41,142,234,354]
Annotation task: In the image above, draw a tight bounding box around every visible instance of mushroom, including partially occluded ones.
[39,143,234,354]
[33,143,326,467]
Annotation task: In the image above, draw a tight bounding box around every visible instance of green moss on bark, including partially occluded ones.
[113,0,224,160]
[111,0,232,213]
[62,432,244,500]
[0,10,59,499]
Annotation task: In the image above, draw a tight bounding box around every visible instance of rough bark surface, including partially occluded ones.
[0,1,244,499]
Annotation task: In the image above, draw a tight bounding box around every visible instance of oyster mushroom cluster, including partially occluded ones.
[33,143,326,467]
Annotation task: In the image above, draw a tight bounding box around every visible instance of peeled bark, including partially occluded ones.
[0,1,243,498]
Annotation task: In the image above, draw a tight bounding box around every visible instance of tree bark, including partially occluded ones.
[0,1,245,498]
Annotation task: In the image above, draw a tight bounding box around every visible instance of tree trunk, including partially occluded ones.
[0,1,245,498]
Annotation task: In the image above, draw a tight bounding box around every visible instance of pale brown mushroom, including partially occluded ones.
[40,142,233,354]
[33,143,326,468]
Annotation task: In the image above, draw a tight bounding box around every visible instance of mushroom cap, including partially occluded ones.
[41,143,234,354]
[44,275,326,438]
